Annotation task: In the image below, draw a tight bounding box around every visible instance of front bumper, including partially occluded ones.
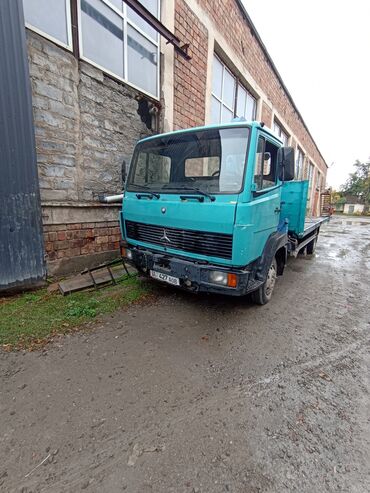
[126,246,256,296]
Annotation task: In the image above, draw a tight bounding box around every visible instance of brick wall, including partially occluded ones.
[173,0,208,129]
[261,102,272,127]
[43,221,121,262]
[173,0,327,178]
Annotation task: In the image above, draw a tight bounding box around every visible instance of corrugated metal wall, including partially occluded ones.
[0,0,46,292]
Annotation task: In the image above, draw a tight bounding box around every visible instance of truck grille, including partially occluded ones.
[125,220,233,260]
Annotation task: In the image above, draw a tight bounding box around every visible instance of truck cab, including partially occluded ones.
[120,121,325,304]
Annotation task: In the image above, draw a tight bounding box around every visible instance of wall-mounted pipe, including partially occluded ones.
[98,194,124,204]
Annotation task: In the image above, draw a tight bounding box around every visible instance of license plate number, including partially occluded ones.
[150,270,180,286]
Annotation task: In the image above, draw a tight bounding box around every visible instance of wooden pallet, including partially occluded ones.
[58,259,135,295]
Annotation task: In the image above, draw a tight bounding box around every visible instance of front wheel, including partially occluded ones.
[250,258,277,305]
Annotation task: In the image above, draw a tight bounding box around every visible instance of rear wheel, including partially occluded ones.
[251,258,277,305]
[306,236,317,254]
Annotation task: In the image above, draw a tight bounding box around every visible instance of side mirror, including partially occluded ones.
[121,159,127,185]
[277,147,295,181]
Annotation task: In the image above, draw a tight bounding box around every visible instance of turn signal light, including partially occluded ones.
[227,273,238,288]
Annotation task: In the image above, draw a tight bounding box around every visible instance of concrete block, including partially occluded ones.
[34,80,63,101]
[57,179,75,190]
[49,100,76,119]
[80,62,104,82]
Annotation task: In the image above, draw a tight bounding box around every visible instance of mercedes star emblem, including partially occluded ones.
[160,229,171,243]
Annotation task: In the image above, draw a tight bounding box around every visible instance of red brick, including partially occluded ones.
[66,223,81,230]
[96,235,109,245]
[55,240,69,250]
[45,242,53,252]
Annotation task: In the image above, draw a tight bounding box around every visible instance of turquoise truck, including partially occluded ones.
[119,121,328,304]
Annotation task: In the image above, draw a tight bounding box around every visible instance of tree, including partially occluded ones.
[340,158,370,206]
[330,189,344,205]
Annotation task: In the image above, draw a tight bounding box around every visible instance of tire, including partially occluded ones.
[250,258,277,305]
[306,236,317,255]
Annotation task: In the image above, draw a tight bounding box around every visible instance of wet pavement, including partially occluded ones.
[0,215,369,492]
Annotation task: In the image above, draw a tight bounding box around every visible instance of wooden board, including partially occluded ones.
[58,264,136,295]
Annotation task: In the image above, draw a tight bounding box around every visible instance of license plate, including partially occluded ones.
[150,270,180,286]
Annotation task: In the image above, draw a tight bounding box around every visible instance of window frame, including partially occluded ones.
[273,119,290,146]
[211,57,236,123]
[24,0,73,51]
[253,134,280,194]
[211,54,257,124]
[307,161,314,187]
[235,82,257,121]
[77,0,160,100]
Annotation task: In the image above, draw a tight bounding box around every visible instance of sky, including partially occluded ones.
[242,0,370,190]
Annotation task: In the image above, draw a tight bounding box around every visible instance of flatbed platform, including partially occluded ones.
[300,216,330,238]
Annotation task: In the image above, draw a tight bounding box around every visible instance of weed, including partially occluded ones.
[0,276,151,349]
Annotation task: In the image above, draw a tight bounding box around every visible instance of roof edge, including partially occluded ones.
[234,0,328,168]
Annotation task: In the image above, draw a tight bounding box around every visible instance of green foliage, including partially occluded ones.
[330,190,345,206]
[0,276,150,348]
[341,159,370,204]
[65,299,98,318]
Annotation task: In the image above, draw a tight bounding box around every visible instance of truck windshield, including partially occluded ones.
[127,126,250,194]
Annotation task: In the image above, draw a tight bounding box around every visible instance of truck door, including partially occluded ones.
[250,134,281,253]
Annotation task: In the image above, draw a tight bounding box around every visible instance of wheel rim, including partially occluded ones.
[265,262,277,297]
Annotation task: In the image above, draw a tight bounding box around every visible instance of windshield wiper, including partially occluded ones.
[128,183,160,199]
[162,185,215,202]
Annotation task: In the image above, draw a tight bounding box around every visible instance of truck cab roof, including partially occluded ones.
[137,120,284,146]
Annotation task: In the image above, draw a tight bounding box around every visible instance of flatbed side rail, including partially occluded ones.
[299,215,330,238]
[288,232,317,258]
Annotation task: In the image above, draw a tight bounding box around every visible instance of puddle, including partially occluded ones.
[338,249,350,258]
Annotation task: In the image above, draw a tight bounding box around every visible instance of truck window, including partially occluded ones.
[133,153,171,185]
[254,137,278,190]
[185,157,220,177]
[127,127,250,194]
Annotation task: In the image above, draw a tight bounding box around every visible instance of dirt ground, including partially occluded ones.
[1,216,369,493]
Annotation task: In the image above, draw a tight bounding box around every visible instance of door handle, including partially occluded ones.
[274,207,281,213]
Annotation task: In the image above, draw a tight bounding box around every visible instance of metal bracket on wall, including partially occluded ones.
[124,0,191,60]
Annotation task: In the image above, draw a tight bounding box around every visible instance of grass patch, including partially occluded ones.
[0,276,151,350]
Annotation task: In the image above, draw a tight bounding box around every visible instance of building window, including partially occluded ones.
[236,83,257,121]
[79,0,160,98]
[211,55,257,124]
[307,161,314,186]
[296,147,304,179]
[317,171,323,191]
[23,0,73,50]
[273,120,289,146]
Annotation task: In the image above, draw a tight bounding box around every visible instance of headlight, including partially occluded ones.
[209,271,228,285]
[209,271,238,288]
[126,249,133,260]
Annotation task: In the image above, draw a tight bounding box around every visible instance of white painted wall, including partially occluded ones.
[343,203,365,214]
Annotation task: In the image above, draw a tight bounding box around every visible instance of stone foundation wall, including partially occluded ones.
[26,30,155,276]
